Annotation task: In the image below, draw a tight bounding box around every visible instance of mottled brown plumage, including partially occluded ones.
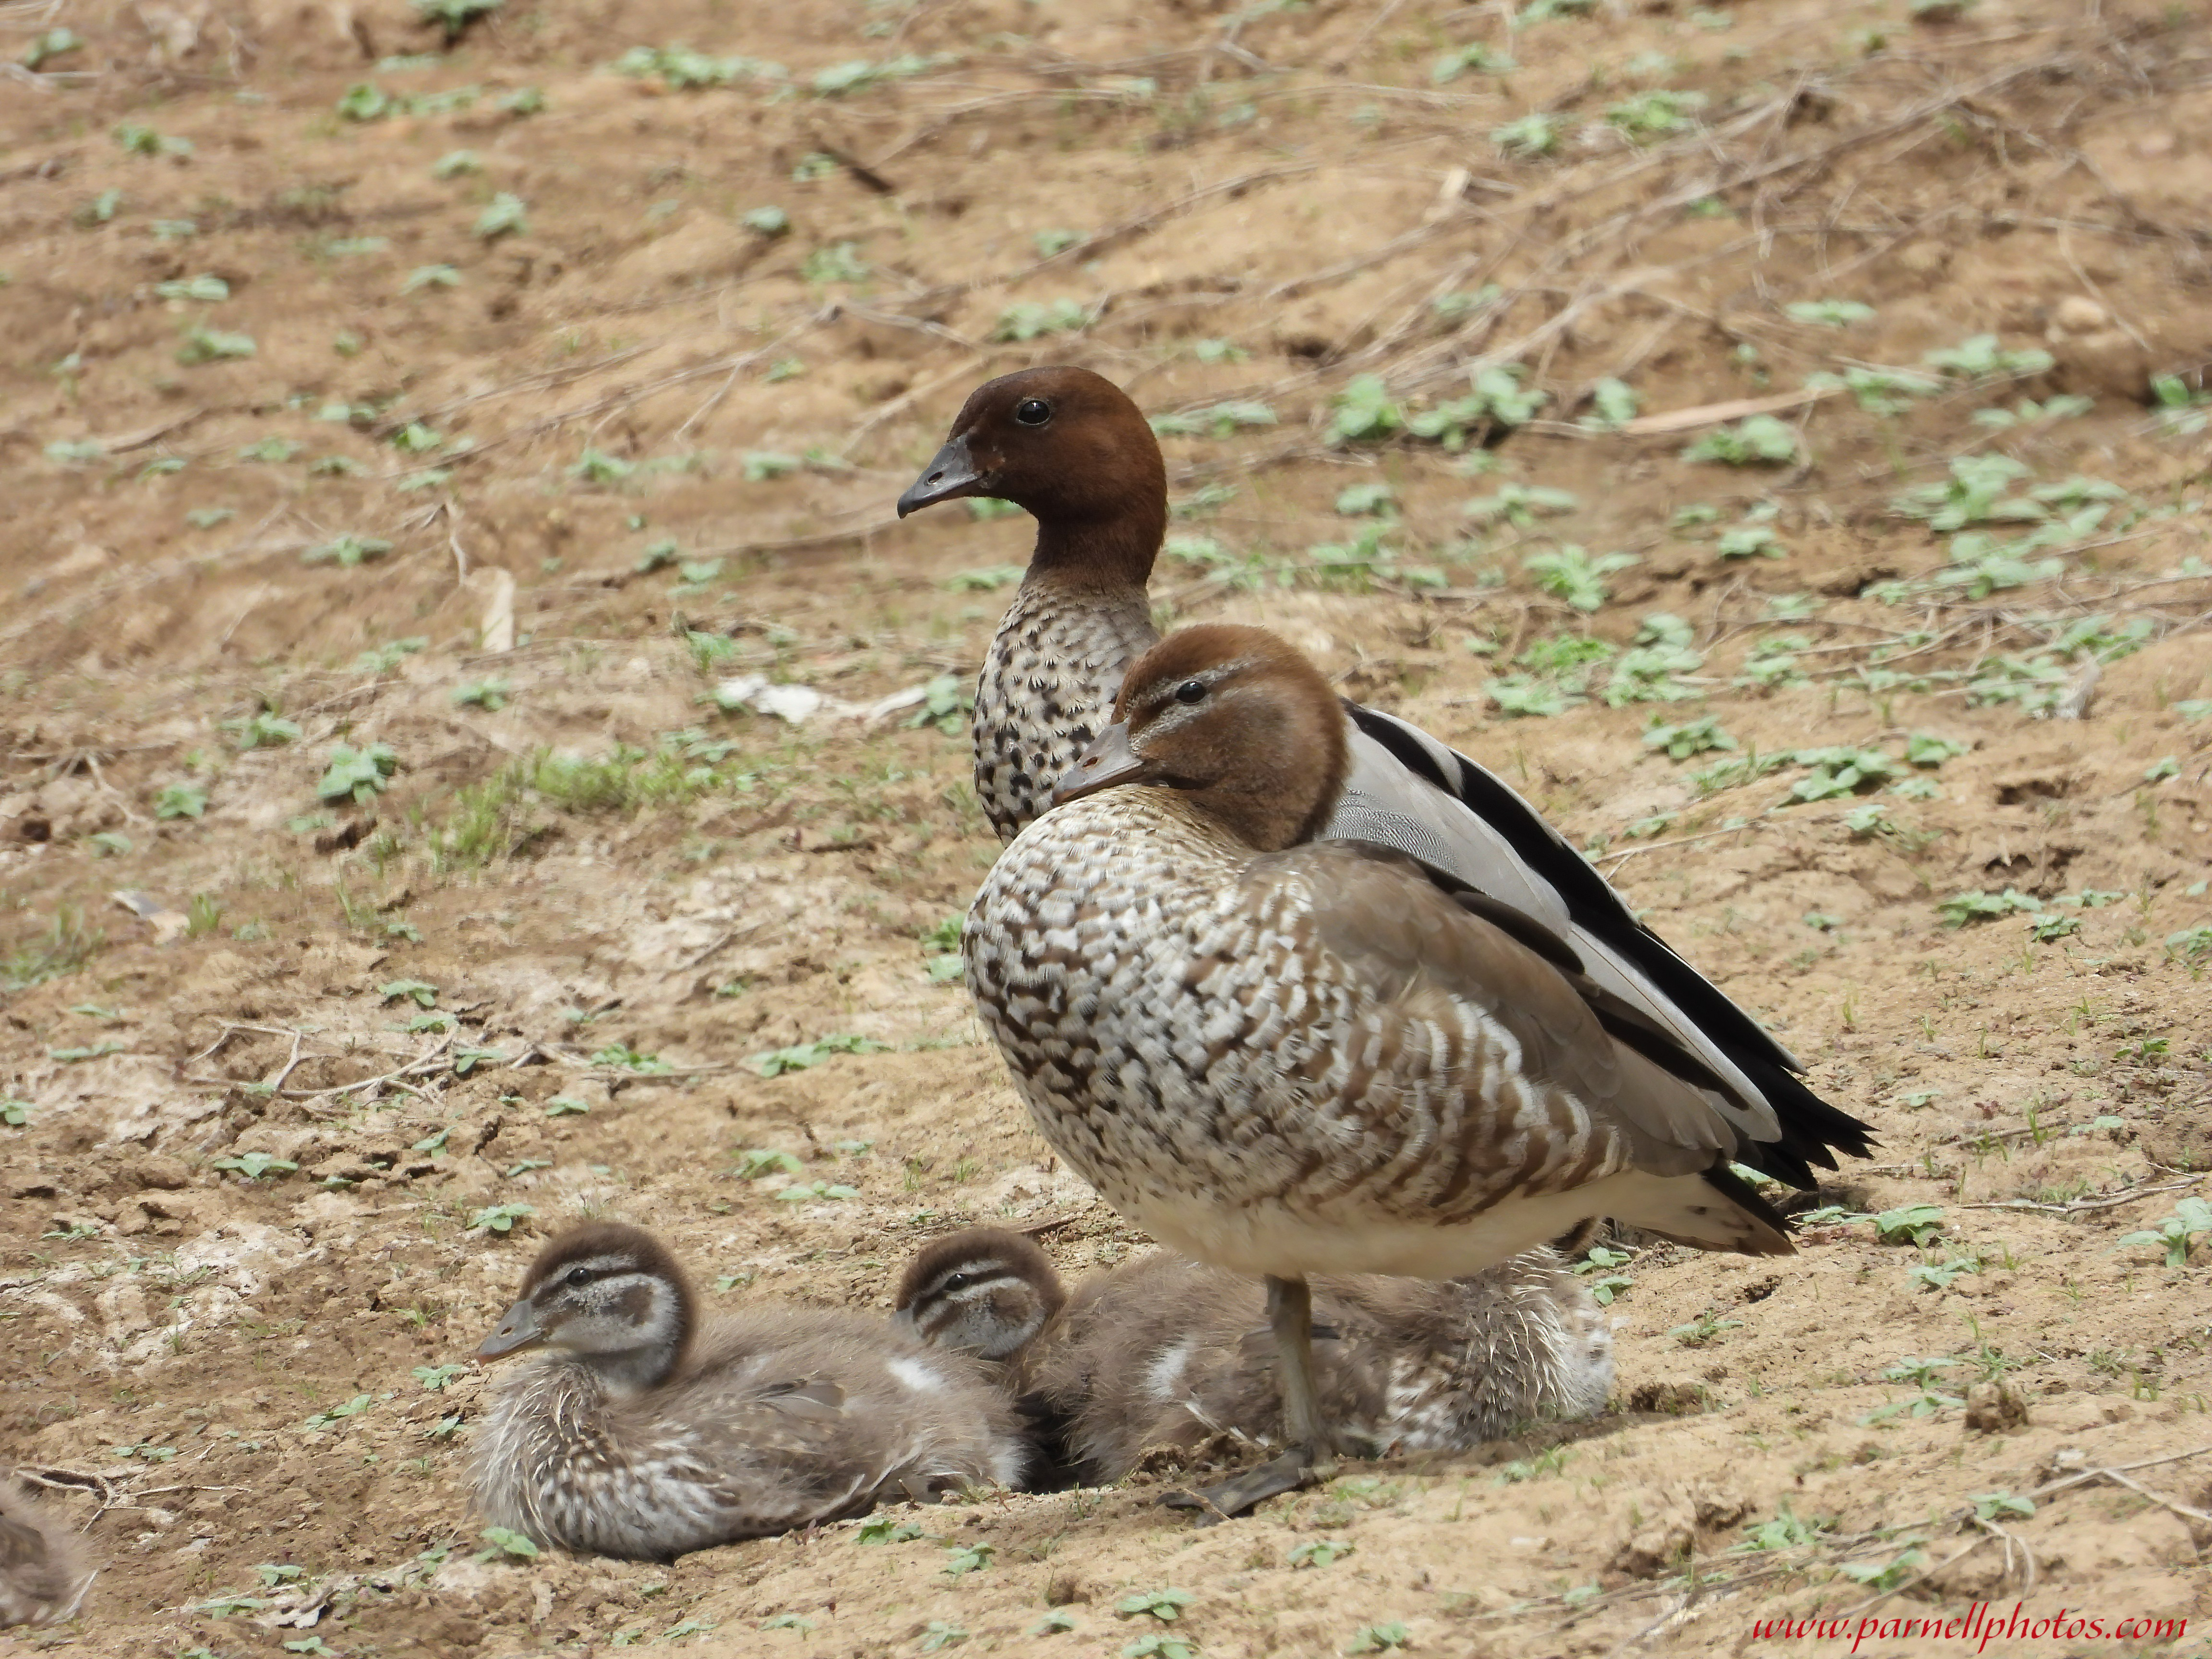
[469,1223,1026,1560]
[897,366,1164,844]
[895,1229,1612,1486]
[963,626,1796,1511]
[898,367,1871,1194]
[0,1480,93,1629]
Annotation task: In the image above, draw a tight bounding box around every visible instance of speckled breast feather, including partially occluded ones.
[964,788,1642,1281]
[972,575,1157,842]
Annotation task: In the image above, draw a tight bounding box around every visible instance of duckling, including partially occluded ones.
[895,1228,1612,1488]
[0,1479,94,1629]
[897,368,1871,1196]
[470,1222,1027,1560]
[964,625,1824,1515]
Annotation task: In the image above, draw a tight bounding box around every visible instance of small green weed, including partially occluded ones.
[1936,888,2040,927]
[1733,1503,1831,1551]
[317,742,399,805]
[474,1525,539,1562]
[748,1034,889,1077]
[1491,111,1559,157]
[1683,415,1797,465]
[2117,1198,2212,1267]
[940,1542,993,1576]
[212,1152,298,1180]
[1116,1589,1194,1623]
[1574,1244,1633,1304]
[991,299,1090,341]
[1524,544,1638,612]
[1785,298,1875,328]
[1346,1624,1411,1654]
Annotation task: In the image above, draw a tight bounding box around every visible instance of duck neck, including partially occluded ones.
[976,535,1164,843]
[1025,505,1162,599]
[580,1275,694,1393]
[581,1343,679,1393]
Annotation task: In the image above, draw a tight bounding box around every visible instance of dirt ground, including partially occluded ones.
[4,0,2212,1652]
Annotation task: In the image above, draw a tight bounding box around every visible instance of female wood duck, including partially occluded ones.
[961,625,1817,1514]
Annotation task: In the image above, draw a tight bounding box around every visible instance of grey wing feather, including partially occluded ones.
[1334,724,1784,1142]
[759,1379,847,1421]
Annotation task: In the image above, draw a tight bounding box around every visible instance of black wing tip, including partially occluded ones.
[1350,704,1813,1080]
[1347,699,1884,1182]
[1701,1162,1797,1250]
[1748,1058,1878,1177]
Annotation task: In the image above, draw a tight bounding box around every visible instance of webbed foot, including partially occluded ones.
[1160,1446,1328,1525]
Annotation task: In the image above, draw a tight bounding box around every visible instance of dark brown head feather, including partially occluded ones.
[922,366,1166,589]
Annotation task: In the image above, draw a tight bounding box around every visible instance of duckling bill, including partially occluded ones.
[469,1222,1027,1559]
[963,625,1815,1515]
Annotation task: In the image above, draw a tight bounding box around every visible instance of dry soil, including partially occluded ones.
[4,0,2212,1655]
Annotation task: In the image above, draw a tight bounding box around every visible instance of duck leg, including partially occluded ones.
[1163,1274,1331,1524]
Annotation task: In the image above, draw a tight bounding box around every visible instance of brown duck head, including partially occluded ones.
[896,366,1167,588]
[1053,624,1352,852]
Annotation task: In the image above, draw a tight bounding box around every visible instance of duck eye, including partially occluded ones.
[1175,680,1207,705]
[1013,397,1052,427]
[565,1267,591,1287]
[941,1273,971,1293]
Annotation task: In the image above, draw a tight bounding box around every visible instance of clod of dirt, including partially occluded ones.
[1626,1380,1708,1416]
[1965,1381,2030,1435]
[1609,1498,1693,1579]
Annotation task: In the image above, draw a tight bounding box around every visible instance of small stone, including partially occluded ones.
[1897,241,1951,279]
[1611,1512,1693,1578]
[2053,295,2108,334]
[2055,327,2152,401]
[133,1154,192,1190]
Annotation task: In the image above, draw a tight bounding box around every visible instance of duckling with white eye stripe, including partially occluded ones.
[895,1229,1612,1491]
[469,1223,1027,1560]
